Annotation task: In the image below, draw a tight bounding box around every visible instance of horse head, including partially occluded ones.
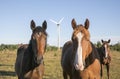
[30,20,47,65]
[71,18,91,71]
[101,39,111,58]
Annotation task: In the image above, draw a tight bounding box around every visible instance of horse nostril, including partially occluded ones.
[37,56,43,64]
[74,64,79,70]
[83,61,86,67]
[105,57,107,59]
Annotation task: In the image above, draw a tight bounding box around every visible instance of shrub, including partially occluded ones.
[0,44,18,51]
[110,42,120,52]
[46,45,58,51]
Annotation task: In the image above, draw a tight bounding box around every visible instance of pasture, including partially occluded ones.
[0,49,120,79]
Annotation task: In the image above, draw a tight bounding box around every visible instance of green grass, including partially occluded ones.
[0,50,120,79]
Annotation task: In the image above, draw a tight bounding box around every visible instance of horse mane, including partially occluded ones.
[27,39,41,68]
[17,40,38,76]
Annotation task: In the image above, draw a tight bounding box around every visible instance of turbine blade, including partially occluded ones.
[50,19,58,24]
[58,17,64,24]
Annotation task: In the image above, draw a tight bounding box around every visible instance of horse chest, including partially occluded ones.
[25,64,44,79]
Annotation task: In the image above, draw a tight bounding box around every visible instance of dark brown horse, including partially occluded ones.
[15,20,47,79]
[97,39,111,79]
[61,18,101,79]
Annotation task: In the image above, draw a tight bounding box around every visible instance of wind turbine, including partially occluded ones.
[50,17,64,50]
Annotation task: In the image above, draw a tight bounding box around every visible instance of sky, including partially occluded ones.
[0,0,120,46]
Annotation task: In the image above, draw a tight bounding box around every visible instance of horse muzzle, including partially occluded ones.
[74,63,84,71]
[74,60,86,71]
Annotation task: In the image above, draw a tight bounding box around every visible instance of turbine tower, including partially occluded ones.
[50,17,64,50]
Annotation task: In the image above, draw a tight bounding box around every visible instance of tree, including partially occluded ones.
[97,41,102,48]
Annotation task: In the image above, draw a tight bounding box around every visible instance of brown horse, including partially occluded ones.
[61,18,101,79]
[15,20,47,79]
[97,39,111,79]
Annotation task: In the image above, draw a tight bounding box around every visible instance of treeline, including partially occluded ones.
[0,44,18,51]
[0,44,58,51]
[110,43,120,51]
[46,45,58,51]
[94,41,120,52]
[0,42,120,52]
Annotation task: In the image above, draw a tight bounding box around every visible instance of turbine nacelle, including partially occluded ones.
[57,24,60,26]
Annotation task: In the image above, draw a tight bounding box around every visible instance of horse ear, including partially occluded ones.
[71,18,77,30]
[30,20,36,30]
[108,39,111,43]
[101,39,104,43]
[84,18,89,29]
[42,20,47,31]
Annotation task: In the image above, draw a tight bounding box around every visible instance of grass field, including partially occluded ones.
[0,50,120,79]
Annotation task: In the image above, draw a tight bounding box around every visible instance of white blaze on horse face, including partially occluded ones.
[105,44,108,58]
[74,32,84,71]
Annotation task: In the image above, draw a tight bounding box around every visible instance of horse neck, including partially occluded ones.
[96,46,105,63]
[97,47,104,55]
[85,42,99,67]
